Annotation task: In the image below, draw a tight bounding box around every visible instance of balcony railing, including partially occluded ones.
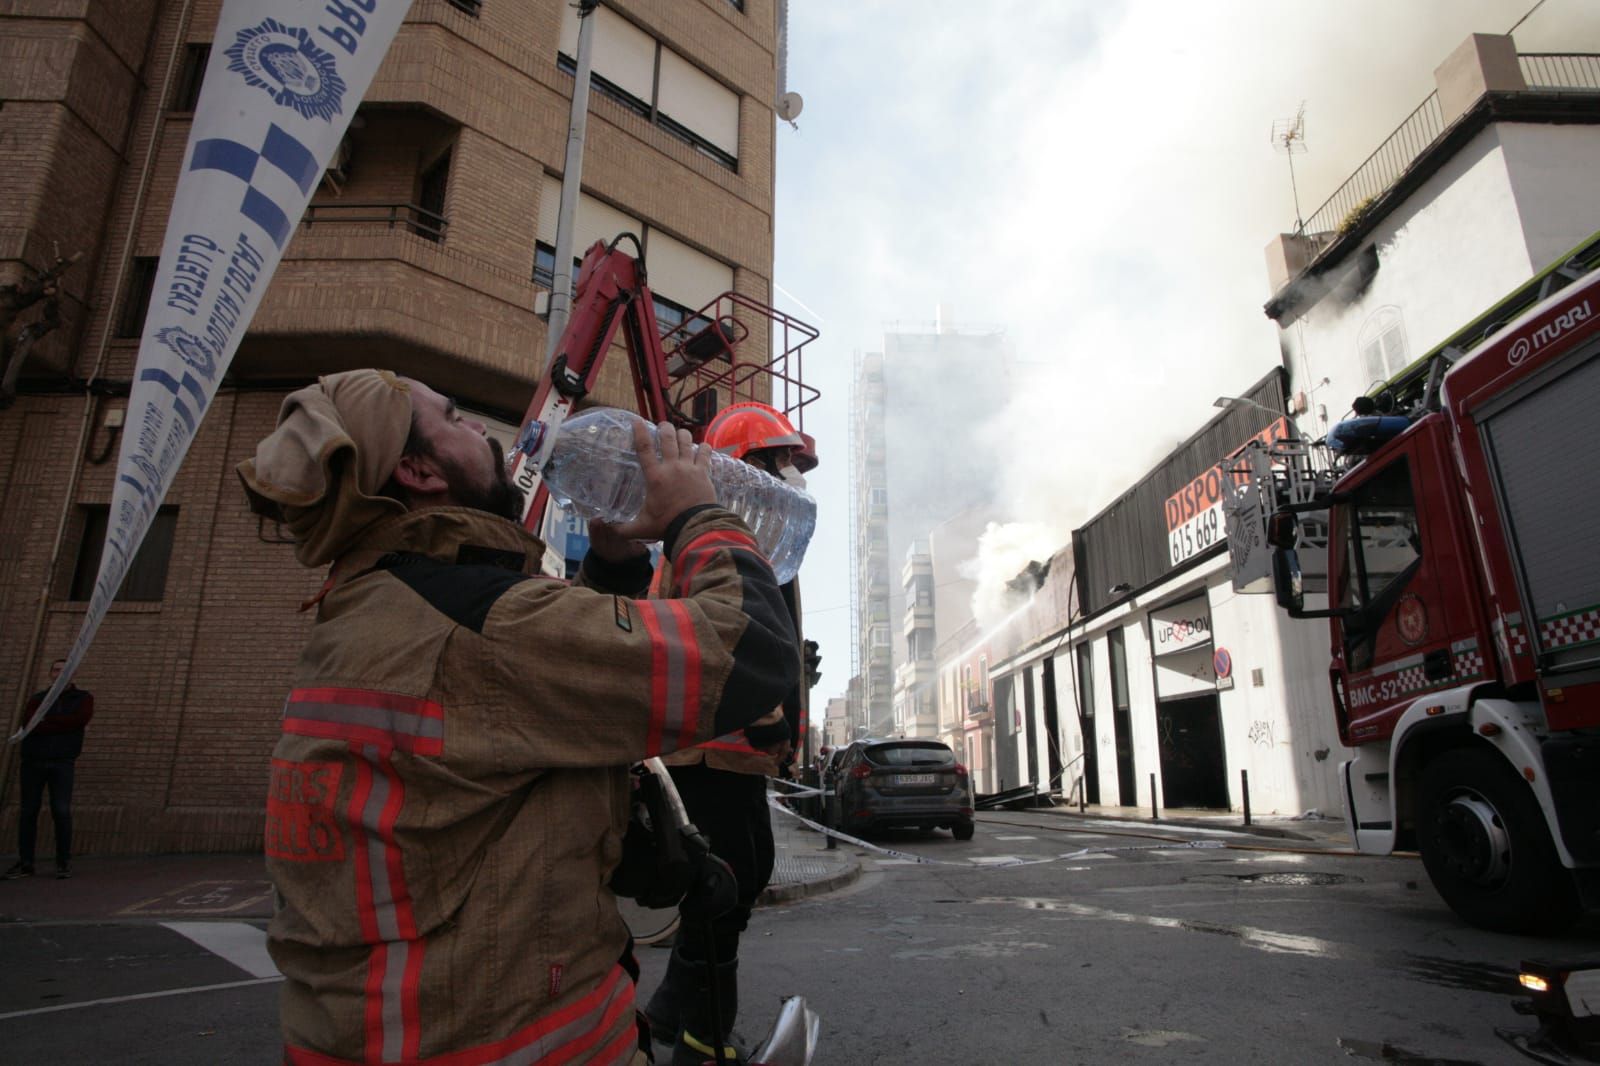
[1520,53,1600,90]
[1300,92,1443,239]
[301,201,449,243]
[1298,53,1600,241]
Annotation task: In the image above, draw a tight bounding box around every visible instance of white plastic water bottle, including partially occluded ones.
[520,408,816,584]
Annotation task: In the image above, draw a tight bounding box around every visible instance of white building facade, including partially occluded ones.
[989,32,1600,817]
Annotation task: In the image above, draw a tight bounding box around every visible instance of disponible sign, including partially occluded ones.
[1164,417,1292,567]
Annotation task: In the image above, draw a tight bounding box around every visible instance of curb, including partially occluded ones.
[988,805,1342,844]
[758,860,860,906]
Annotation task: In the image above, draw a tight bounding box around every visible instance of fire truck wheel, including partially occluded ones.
[1416,746,1581,935]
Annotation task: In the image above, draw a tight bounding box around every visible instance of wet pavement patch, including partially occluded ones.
[1182,871,1362,886]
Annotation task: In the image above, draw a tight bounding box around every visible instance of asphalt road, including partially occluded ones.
[2,812,1592,1064]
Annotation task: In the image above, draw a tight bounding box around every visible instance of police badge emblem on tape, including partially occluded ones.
[224,17,348,122]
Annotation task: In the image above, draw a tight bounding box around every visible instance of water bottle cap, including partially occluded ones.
[513,420,546,460]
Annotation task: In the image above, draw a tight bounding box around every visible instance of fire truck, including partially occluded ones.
[1257,231,1600,934]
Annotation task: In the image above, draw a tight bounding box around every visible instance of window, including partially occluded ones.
[116,258,159,339]
[69,505,178,602]
[869,487,888,509]
[871,626,891,648]
[415,148,452,243]
[1107,629,1130,712]
[532,175,732,335]
[171,44,211,112]
[532,241,581,290]
[652,293,713,340]
[1359,306,1409,384]
[1334,458,1422,669]
[445,0,482,15]
[691,389,718,427]
[1335,458,1421,612]
[1075,643,1095,719]
[557,5,739,170]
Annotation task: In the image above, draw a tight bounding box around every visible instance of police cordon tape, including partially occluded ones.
[763,779,1225,869]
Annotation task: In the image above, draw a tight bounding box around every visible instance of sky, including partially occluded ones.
[771,0,1600,709]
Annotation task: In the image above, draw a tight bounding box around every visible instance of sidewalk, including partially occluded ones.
[760,803,862,905]
[0,813,860,924]
[999,800,1355,849]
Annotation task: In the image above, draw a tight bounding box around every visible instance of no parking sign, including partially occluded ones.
[1214,647,1234,690]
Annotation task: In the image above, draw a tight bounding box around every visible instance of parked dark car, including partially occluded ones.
[832,738,974,839]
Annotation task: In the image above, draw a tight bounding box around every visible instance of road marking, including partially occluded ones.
[118,878,272,916]
[969,855,1024,865]
[0,976,282,1021]
[992,835,1036,841]
[876,859,918,866]
[163,921,279,979]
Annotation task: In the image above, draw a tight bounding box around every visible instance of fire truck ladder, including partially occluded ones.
[508,233,819,536]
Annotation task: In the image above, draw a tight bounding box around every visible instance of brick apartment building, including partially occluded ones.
[0,0,789,855]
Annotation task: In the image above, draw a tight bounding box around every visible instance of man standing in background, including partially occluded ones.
[4,659,94,880]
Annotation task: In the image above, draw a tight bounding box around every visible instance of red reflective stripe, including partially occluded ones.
[363,942,387,1065]
[290,687,444,720]
[402,938,426,1061]
[674,530,764,589]
[664,601,701,750]
[349,758,379,944]
[282,964,637,1066]
[282,718,399,753]
[535,981,637,1066]
[636,605,670,757]
[376,758,414,939]
[589,1017,643,1066]
[429,964,629,1066]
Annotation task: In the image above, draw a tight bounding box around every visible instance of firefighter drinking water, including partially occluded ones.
[643,402,815,1065]
[238,370,798,1065]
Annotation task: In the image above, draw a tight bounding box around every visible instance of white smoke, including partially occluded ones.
[963,520,1063,630]
[779,0,1600,701]
[956,0,1600,619]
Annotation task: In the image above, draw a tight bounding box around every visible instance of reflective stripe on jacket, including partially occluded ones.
[267,505,797,1062]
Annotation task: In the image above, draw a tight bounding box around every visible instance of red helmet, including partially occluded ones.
[704,402,816,471]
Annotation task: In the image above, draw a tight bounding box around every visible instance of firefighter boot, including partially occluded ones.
[669,958,742,1066]
[643,946,696,1044]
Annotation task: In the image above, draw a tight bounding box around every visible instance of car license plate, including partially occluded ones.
[895,773,935,786]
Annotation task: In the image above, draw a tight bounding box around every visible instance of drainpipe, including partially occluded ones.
[543,0,599,370]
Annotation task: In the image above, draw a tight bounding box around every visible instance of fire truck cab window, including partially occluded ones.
[1336,458,1422,666]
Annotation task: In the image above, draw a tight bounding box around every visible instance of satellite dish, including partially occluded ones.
[776,91,804,123]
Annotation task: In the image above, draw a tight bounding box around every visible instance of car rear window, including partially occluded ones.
[866,744,955,767]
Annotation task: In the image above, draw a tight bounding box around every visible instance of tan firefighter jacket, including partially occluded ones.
[646,558,794,777]
[266,503,798,1065]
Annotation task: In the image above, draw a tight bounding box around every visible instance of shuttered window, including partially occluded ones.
[556,5,739,169]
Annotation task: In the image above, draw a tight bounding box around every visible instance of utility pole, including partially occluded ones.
[544,0,600,371]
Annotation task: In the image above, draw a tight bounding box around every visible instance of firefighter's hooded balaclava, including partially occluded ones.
[237,369,413,567]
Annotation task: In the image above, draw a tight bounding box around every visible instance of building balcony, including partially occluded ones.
[902,603,934,637]
[895,657,936,690]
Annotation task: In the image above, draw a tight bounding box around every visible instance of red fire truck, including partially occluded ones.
[1264,232,1600,933]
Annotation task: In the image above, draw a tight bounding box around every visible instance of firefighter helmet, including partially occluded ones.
[704,402,816,470]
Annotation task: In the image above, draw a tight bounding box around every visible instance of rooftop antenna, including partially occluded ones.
[1272,102,1309,234]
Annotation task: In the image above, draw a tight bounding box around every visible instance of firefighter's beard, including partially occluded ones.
[444,437,525,521]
